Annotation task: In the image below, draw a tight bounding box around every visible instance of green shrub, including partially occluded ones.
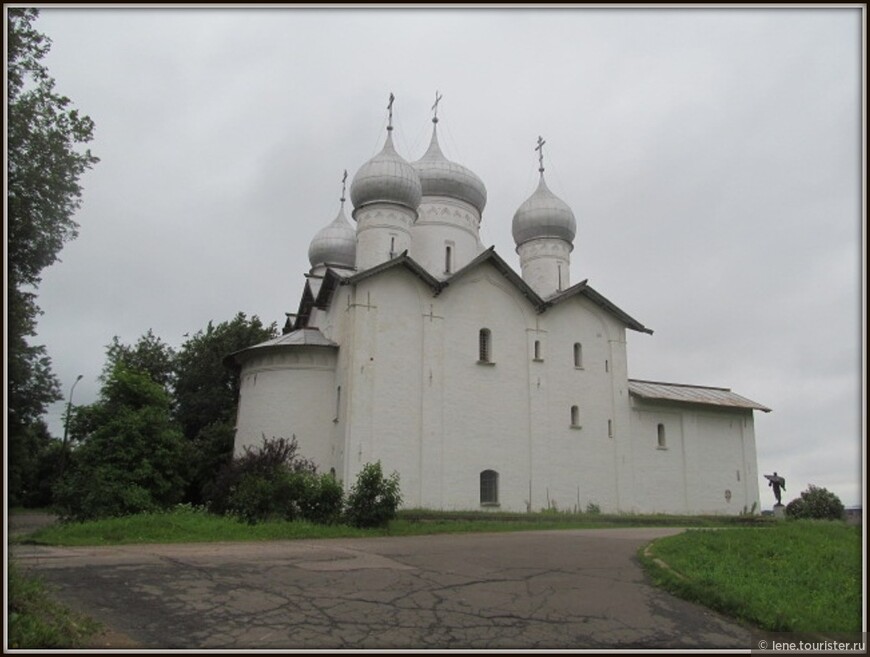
[344,462,402,529]
[786,485,845,521]
[205,435,315,516]
[585,502,601,515]
[299,473,344,525]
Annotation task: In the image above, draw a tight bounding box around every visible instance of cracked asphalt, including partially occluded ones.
[12,528,753,650]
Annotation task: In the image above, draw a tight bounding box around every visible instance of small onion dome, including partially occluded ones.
[412,124,487,214]
[308,203,357,268]
[350,130,422,212]
[511,174,577,247]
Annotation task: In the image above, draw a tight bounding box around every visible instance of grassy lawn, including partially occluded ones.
[640,520,863,633]
[7,560,102,649]
[15,506,770,546]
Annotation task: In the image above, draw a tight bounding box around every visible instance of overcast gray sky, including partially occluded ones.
[24,6,863,508]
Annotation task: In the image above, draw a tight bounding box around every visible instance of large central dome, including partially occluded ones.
[412,123,487,215]
[350,129,422,212]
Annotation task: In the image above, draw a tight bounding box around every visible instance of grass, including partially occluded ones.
[15,505,773,547]
[640,520,863,633]
[7,560,102,649]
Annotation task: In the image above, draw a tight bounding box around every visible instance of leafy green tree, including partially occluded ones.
[102,330,176,392]
[54,364,189,521]
[7,8,99,504]
[785,485,846,521]
[174,313,277,501]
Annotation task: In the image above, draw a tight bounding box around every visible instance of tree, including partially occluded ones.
[102,330,177,393]
[785,485,846,521]
[7,8,99,504]
[54,364,190,521]
[174,313,277,501]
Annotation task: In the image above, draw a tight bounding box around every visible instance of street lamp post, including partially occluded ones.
[60,374,83,474]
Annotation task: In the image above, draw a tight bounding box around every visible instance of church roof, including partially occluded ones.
[628,379,771,412]
[291,247,652,336]
[224,328,337,367]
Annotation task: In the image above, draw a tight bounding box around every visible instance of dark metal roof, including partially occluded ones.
[628,379,771,412]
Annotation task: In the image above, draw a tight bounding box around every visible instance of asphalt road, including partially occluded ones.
[12,527,753,650]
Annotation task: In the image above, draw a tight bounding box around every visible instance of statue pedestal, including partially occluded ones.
[773,504,785,519]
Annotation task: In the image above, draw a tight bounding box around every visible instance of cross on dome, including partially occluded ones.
[387,92,395,130]
[340,169,348,204]
[431,90,443,123]
[535,136,546,174]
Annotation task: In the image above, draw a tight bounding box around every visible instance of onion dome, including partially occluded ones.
[412,122,487,214]
[309,173,357,268]
[512,137,576,247]
[350,129,422,212]
[308,203,356,268]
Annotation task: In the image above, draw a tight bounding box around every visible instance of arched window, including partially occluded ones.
[479,328,492,363]
[573,343,583,368]
[657,423,666,448]
[445,245,452,274]
[480,470,499,505]
[329,467,336,479]
[570,405,580,427]
[534,340,542,360]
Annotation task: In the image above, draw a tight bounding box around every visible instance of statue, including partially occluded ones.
[765,472,786,506]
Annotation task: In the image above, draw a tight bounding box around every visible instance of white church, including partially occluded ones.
[228,96,770,515]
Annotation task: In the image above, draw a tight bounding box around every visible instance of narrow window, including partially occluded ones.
[570,405,580,427]
[608,419,613,438]
[573,343,583,368]
[736,470,741,481]
[480,470,499,505]
[534,340,541,360]
[389,236,396,258]
[445,245,452,273]
[479,328,492,363]
[657,423,666,448]
[557,263,563,291]
[605,359,609,373]
[334,386,341,423]
[329,467,336,479]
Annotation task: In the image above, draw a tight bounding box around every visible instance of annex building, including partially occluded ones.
[228,98,770,515]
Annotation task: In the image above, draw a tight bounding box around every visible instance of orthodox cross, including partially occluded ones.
[387,92,395,129]
[432,90,443,122]
[340,169,348,203]
[535,135,546,173]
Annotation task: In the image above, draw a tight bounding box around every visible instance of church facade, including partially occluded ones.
[228,99,770,515]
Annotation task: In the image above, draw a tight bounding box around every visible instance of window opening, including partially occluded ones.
[534,340,541,360]
[480,470,499,505]
[445,245,452,273]
[479,328,492,363]
[574,343,583,368]
[571,405,580,427]
[657,423,666,448]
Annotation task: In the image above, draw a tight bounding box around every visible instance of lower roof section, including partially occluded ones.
[628,379,771,413]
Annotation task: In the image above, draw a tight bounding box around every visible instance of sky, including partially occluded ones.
[17,6,864,508]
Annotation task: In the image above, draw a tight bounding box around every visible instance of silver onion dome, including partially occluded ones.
[350,130,422,212]
[412,124,487,214]
[308,203,357,268]
[512,174,576,247]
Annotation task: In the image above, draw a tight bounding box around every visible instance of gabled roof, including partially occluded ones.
[628,379,771,413]
[293,247,652,335]
[224,328,338,367]
[440,247,544,307]
[543,280,653,334]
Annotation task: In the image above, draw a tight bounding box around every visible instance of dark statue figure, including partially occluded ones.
[765,472,786,506]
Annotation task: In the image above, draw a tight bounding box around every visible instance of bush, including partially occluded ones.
[785,485,845,521]
[205,435,315,516]
[344,462,402,528]
[299,473,344,525]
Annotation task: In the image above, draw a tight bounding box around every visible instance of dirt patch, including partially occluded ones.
[8,512,59,538]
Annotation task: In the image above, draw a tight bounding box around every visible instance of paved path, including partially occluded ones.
[12,528,752,650]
